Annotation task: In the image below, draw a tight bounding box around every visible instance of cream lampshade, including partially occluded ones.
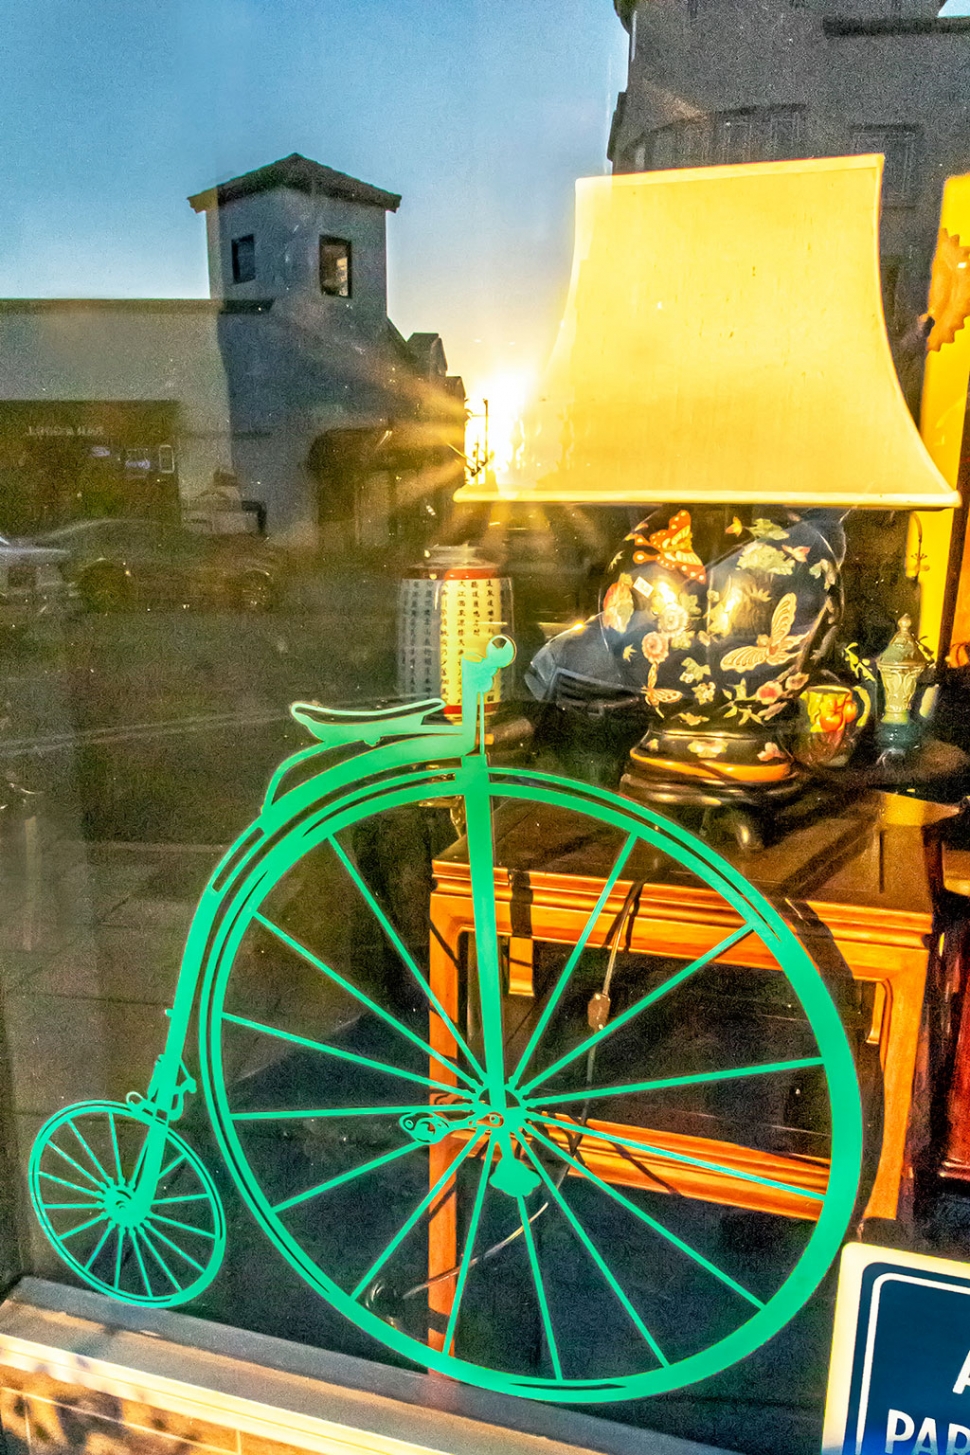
[456,156,960,511]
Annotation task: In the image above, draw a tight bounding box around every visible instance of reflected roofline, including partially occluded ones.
[187,153,401,214]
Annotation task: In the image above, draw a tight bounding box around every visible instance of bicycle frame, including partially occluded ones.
[128,637,517,1212]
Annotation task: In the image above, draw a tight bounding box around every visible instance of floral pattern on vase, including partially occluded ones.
[526,506,846,745]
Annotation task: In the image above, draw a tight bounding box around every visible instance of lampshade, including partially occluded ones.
[456,157,960,509]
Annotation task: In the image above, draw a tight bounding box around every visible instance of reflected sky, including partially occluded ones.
[0,0,626,404]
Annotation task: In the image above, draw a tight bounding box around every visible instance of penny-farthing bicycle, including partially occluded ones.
[30,637,863,1403]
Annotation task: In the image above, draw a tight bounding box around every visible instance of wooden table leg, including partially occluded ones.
[427,903,462,1355]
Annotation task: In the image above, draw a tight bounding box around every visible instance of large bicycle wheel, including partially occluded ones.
[30,1101,225,1307]
[194,763,863,1401]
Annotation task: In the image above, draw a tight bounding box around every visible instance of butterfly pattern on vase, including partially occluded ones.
[631,510,706,583]
[719,592,808,673]
[524,507,844,737]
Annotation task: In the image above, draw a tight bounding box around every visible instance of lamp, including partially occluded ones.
[455,159,960,826]
[456,157,958,510]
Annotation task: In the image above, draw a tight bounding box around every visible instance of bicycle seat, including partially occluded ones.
[290,698,448,747]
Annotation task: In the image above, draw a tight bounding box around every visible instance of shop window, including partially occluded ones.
[851,126,920,206]
[124,447,151,472]
[231,234,256,284]
[320,236,352,297]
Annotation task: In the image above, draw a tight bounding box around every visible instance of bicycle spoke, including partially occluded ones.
[273,1140,424,1214]
[143,1221,206,1273]
[139,1225,182,1291]
[148,1211,216,1240]
[39,1170,101,1197]
[129,1228,154,1295]
[519,923,756,1097]
[58,1213,109,1242]
[108,1112,123,1185]
[47,1140,106,1189]
[158,1151,187,1182]
[113,1229,125,1289]
[509,833,638,1090]
[223,1013,460,1095]
[350,1134,483,1300]
[527,1125,763,1309]
[516,1193,563,1380]
[127,1133,151,1191]
[530,1114,824,1204]
[67,1119,112,1186]
[233,1102,470,1123]
[519,1140,668,1367]
[534,1056,824,1107]
[44,1201,103,1211]
[151,1192,219,1204]
[84,1221,114,1271]
[442,1141,496,1356]
[329,838,485,1079]
[254,913,479,1092]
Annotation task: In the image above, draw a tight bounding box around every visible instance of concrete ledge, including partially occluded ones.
[0,1279,736,1455]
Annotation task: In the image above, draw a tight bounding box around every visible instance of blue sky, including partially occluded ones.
[0,0,627,415]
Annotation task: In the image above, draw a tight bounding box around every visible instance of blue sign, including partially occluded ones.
[824,1243,970,1454]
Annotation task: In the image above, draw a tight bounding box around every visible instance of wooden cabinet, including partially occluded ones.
[428,791,952,1239]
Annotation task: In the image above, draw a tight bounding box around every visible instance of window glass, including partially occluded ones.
[231,234,256,284]
[0,3,968,1451]
[851,125,921,206]
[319,237,352,297]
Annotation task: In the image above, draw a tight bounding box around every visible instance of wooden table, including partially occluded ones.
[423,792,954,1339]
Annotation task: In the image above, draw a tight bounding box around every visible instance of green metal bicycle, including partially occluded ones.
[30,636,863,1402]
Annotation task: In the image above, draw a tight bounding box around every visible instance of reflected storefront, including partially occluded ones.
[1,6,970,1455]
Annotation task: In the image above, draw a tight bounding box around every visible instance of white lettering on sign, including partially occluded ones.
[954,1348,970,1395]
[25,424,105,438]
[913,1416,939,1454]
[883,1410,970,1453]
[887,1410,916,1451]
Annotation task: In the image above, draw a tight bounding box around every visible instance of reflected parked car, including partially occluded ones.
[35,518,280,612]
[0,533,69,627]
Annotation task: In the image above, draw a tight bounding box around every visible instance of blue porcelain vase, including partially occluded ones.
[527,506,847,791]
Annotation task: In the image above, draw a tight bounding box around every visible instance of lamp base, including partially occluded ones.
[622,726,803,800]
[620,726,810,853]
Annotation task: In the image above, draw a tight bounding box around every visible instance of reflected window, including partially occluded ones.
[320,236,352,297]
[231,233,256,284]
[716,112,752,163]
[647,107,803,170]
[851,126,920,206]
[124,447,151,473]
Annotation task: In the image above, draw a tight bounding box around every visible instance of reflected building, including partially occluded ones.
[607,0,970,650]
[608,0,970,389]
[0,154,465,547]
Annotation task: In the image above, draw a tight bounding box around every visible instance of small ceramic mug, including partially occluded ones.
[793,683,871,768]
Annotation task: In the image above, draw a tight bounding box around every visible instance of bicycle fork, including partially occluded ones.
[122,935,206,1216]
[459,748,541,1199]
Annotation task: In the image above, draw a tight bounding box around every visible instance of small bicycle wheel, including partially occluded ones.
[30,1101,225,1307]
[193,763,863,1402]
